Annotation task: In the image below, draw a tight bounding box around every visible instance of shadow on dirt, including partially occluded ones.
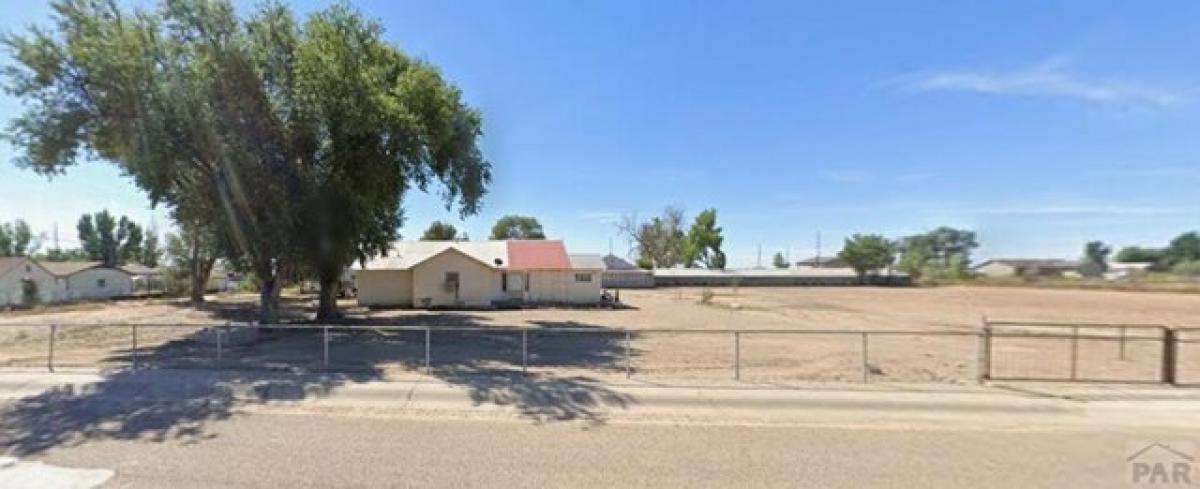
[0,312,637,456]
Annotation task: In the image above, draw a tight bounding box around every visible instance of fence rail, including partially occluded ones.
[0,321,1195,386]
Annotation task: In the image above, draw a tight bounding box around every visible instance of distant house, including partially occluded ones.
[795,256,849,268]
[40,261,134,300]
[0,257,60,306]
[357,240,604,308]
[1106,262,1153,279]
[973,259,1081,278]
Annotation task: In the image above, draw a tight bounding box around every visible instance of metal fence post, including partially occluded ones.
[521,329,528,374]
[979,325,992,383]
[131,325,139,370]
[1162,328,1177,385]
[47,324,56,373]
[1119,326,1127,360]
[861,332,870,383]
[733,331,741,381]
[1069,325,1079,381]
[424,327,431,374]
[322,326,330,371]
[625,330,633,379]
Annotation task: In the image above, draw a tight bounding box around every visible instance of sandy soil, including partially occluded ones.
[0,286,1196,385]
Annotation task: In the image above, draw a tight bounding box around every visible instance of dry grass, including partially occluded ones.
[0,286,1196,385]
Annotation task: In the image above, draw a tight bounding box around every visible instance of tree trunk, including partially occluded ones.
[190,258,216,305]
[315,273,341,321]
[259,275,280,325]
[189,236,207,304]
[189,272,206,304]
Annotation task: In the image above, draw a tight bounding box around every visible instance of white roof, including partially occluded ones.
[362,241,509,270]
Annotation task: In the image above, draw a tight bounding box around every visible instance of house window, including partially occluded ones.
[97,278,107,288]
[574,273,593,283]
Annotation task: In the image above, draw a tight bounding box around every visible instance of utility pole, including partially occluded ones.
[815,232,822,268]
[757,244,762,269]
[53,223,59,250]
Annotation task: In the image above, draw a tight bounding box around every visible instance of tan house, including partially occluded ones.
[41,261,134,300]
[973,259,1081,278]
[0,257,61,306]
[357,240,604,308]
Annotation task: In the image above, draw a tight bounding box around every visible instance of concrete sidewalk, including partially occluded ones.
[0,369,1197,428]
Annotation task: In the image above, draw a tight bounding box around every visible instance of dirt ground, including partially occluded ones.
[0,286,1197,386]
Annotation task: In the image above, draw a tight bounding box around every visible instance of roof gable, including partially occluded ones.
[0,257,34,279]
[363,241,508,270]
[39,261,106,277]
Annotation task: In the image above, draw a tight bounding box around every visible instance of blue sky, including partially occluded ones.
[2,1,1198,266]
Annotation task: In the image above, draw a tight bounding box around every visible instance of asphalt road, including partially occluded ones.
[11,407,1192,489]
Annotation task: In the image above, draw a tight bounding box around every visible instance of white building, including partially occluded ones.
[0,257,61,306]
[40,261,134,300]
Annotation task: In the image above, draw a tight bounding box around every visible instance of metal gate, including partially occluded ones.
[983,320,1171,383]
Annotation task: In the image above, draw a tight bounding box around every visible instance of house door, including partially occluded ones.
[502,272,527,299]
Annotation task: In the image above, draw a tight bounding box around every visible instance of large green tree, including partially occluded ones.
[1079,240,1112,277]
[140,227,162,268]
[898,227,977,279]
[164,220,221,304]
[838,234,895,283]
[3,0,490,322]
[1166,232,1200,267]
[0,220,34,257]
[76,211,142,266]
[489,215,545,240]
[1114,246,1165,265]
[684,208,726,270]
[290,5,490,319]
[618,207,688,269]
[420,221,460,241]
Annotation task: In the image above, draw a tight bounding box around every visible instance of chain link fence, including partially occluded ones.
[0,321,1195,386]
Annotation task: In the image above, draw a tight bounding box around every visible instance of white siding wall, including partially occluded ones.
[0,260,63,306]
[357,269,413,307]
[527,270,603,304]
[66,268,133,300]
[411,251,501,308]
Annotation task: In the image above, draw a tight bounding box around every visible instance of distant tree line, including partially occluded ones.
[1,213,162,268]
[1111,231,1200,276]
[830,227,980,283]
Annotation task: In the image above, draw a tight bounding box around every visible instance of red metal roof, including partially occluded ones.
[506,240,571,270]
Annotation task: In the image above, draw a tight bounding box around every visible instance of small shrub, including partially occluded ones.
[698,288,715,305]
[1171,260,1200,277]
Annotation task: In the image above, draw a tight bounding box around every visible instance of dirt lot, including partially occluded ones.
[0,286,1197,386]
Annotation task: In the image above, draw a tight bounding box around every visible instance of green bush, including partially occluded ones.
[1171,260,1200,277]
[698,288,715,305]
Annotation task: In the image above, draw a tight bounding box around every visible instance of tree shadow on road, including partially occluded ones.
[0,315,638,456]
